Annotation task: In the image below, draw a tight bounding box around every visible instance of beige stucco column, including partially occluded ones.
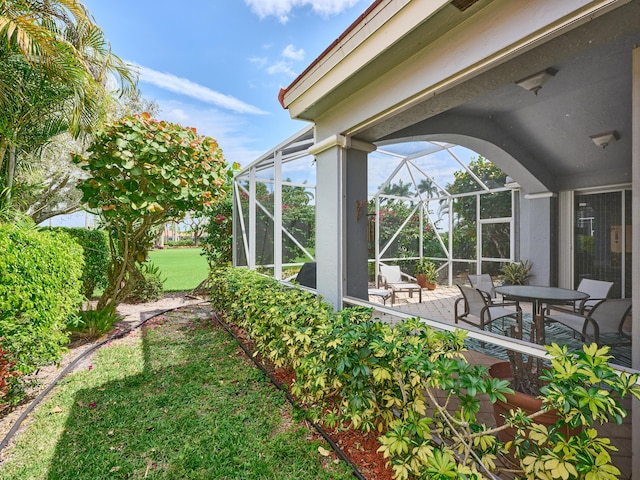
[309,134,376,309]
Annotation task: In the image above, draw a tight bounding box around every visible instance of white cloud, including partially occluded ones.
[131,63,268,115]
[249,56,268,68]
[258,45,304,78]
[246,0,362,23]
[282,44,305,61]
[164,107,189,123]
[267,60,297,77]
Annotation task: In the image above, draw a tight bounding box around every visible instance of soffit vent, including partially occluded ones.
[451,0,480,12]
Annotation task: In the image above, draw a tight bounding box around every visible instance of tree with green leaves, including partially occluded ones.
[0,0,134,210]
[12,89,160,224]
[0,0,92,74]
[74,113,235,310]
[446,156,511,264]
[381,178,413,199]
[201,187,233,269]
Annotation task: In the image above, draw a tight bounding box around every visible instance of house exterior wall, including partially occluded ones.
[631,43,640,476]
[278,0,640,468]
[518,193,555,286]
[310,136,375,309]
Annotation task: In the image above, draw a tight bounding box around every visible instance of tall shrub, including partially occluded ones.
[0,224,83,375]
[74,113,235,310]
[49,227,110,298]
[201,189,233,269]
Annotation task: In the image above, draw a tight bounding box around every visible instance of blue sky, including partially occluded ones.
[83,0,370,168]
[52,0,480,228]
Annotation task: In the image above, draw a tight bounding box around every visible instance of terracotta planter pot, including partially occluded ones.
[488,362,577,443]
[416,274,427,288]
[425,282,436,290]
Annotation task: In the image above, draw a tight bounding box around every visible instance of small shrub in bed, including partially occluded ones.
[67,307,121,338]
[0,347,19,412]
[125,263,165,304]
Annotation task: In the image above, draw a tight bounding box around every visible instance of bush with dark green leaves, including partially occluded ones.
[46,227,110,298]
[125,262,164,304]
[0,224,84,375]
[166,239,194,247]
[67,306,121,338]
[201,189,233,269]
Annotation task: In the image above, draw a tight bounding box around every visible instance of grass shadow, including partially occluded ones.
[1,307,351,479]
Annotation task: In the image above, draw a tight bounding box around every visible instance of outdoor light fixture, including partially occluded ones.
[515,68,557,95]
[589,131,618,148]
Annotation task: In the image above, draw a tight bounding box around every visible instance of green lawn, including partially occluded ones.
[148,247,209,291]
[0,307,352,480]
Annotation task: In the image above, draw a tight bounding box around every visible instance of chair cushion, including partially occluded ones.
[380,265,403,283]
[545,312,591,336]
[576,279,614,309]
[487,306,519,321]
[469,274,496,298]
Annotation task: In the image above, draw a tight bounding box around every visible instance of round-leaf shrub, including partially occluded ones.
[47,227,110,298]
[0,225,84,375]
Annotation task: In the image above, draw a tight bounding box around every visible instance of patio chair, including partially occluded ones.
[554,278,614,314]
[544,298,631,346]
[294,262,316,289]
[378,265,421,305]
[468,274,498,302]
[454,285,522,334]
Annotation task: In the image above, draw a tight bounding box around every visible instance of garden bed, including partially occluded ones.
[225,321,393,480]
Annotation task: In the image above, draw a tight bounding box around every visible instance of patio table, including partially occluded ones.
[495,285,589,344]
[388,283,422,305]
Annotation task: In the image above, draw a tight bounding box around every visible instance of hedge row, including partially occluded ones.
[210,267,505,479]
[0,225,84,376]
[42,227,110,299]
[212,268,640,480]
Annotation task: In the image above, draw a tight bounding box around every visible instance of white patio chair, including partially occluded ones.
[378,265,412,288]
[544,298,631,345]
[454,285,522,334]
[378,265,421,305]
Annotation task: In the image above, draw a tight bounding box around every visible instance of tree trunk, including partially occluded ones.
[7,146,16,192]
[155,226,165,248]
[97,216,161,310]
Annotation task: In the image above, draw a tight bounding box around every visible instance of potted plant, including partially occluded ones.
[414,258,437,289]
[499,259,532,285]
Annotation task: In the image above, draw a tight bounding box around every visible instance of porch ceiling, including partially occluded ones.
[365,1,640,192]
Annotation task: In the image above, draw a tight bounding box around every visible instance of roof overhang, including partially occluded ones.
[279,0,452,118]
[280,0,629,125]
[278,0,638,192]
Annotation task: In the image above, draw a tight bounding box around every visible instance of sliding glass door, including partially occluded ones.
[574,190,631,298]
